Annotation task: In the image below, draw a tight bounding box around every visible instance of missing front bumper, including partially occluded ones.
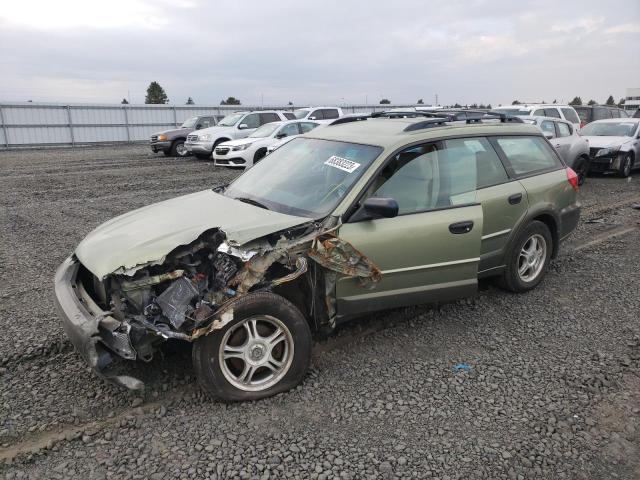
[54,256,144,390]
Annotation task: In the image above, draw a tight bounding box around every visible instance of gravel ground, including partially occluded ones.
[1,145,639,479]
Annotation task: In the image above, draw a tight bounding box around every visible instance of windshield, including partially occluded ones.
[580,122,638,137]
[249,123,280,138]
[218,113,244,127]
[293,109,310,119]
[180,117,198,128]
[494,108,532,116]
[225,138,382,217]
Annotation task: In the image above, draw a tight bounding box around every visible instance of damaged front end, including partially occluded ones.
[54,222,380,390]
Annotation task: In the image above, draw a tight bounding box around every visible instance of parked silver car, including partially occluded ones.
[523,116,590,184]
[580,119,640,178]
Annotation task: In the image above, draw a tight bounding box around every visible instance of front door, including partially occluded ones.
[335,142,483,317]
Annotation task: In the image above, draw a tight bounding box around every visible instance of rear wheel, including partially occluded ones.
[499,221,553,293]
[170,140,189,158]
[574,155,590,185]
[618,153,632,178]
[193,292,311,402]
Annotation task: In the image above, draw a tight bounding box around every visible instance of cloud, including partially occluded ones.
[0,0,638,106]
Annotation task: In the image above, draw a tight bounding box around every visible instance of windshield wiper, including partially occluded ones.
[235,197,270,210]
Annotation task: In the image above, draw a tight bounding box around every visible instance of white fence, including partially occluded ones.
[0,102,419,148]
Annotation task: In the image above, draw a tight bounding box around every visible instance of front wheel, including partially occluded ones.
[193,292,312,402]
[171,140,189,158]
[499,221,553,293]
[618,153,632,178]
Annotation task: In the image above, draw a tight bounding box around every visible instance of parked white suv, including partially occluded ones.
[185,110,295,159]
[292,107,343,122]
[494,104,581,130]
[213,120,320,169]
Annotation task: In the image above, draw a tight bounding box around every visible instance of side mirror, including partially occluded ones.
[275,132,287,139]
[238,123,249,130]
[195,124,202,130]
[308,116,316,120]
[350,197,399,222]
[543,131,554,139]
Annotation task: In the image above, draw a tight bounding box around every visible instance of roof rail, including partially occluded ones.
[464,110,524,123]
[403,118,450,132]
[370,110,435,119]
[327,115,370,126]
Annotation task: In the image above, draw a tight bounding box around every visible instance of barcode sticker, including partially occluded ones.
[324,156,361,173]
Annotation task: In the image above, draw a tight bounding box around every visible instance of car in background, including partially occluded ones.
[292,107,344,122]
[574,105,629,128]
[580,119,640,177]
[213,120,320,169]
[150,115,221,157]
[185,111,295,159]
[522,116,590,184]
[494,104,581,130]
[632,110,640,119]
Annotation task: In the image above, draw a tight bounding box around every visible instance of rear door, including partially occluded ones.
[552,121,574,162]
[336,142,483,316]
[444,137,528,275]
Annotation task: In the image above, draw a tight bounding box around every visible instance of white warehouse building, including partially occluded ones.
[624,87,640,113]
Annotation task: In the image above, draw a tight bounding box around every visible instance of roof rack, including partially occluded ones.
[327,115,370,126]
[403,118,450,131]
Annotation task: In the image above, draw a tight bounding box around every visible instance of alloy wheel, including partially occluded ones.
[218,315,294,392]
[517,234,547,282]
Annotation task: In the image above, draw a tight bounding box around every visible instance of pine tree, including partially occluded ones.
[512,100,521,105]
[587,99,597,106]
[605,95,615,106]
[121,98,129,104]
[417,99,424,104]
[186,97,195,105]
[145,82,168,104]
[379,98,391,104]
[569,97,582,106]
[220,97,241,105]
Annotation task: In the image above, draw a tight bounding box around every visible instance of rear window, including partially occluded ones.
[561,108,580,124]
[494,136,562,176]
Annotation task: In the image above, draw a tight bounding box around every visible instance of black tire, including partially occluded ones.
[499,220,553,293]
[193,292,312,402]
[170,139,189,158]
[574,155,590,185]
[618,153,632,178]
[253,148,267,165]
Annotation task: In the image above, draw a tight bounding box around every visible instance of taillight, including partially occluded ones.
[566,167,579,191]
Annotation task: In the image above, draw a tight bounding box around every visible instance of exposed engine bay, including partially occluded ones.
[77,222,381,374]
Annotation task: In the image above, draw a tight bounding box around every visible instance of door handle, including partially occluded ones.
[508,193,523,205]
[449,220,474,234]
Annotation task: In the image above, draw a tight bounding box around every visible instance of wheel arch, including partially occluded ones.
[505,208,560,262]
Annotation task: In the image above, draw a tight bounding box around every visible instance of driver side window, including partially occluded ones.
[372,145,441,215]
[241,114,260,129]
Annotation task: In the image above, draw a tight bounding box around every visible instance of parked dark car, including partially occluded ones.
[151,115,222,157]
[574,106,628,128]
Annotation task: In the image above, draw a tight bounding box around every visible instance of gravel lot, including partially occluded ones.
[1,145,640,479]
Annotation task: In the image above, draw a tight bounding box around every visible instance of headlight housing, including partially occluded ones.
[232,143,253,151]
[199,134,212,141]
[157,134,167,141]
[595,146,621,157]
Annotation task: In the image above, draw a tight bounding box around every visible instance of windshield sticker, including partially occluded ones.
[324,156,361,173]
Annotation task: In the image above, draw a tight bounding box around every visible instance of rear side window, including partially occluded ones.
[593,108,611,120]
[259,113,280,125]
[540,120,556,137]
[557,122,572,137]
[610,109,620,118]
[494,136,562,176]
[574,108,589,122]
[561,108,580,124]
[444,137,509,189]
[310,110,324,120]
[533,109,545,116]
[283,112,296,120]
[322,109,340,119]
[544,108,561,118]
[299,122,318,133]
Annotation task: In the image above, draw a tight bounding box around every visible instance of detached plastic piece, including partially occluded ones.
[156,277,199,329]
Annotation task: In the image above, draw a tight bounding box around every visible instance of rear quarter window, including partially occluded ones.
[494,136,562,176]
[561,108,580,124]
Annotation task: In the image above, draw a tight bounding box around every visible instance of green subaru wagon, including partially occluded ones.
[54,112,581,401]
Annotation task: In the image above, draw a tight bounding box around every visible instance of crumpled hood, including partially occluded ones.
[75,190,309,279]
[582,136,631,149]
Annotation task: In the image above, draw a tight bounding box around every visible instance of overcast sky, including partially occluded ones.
[1,0,638,106]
